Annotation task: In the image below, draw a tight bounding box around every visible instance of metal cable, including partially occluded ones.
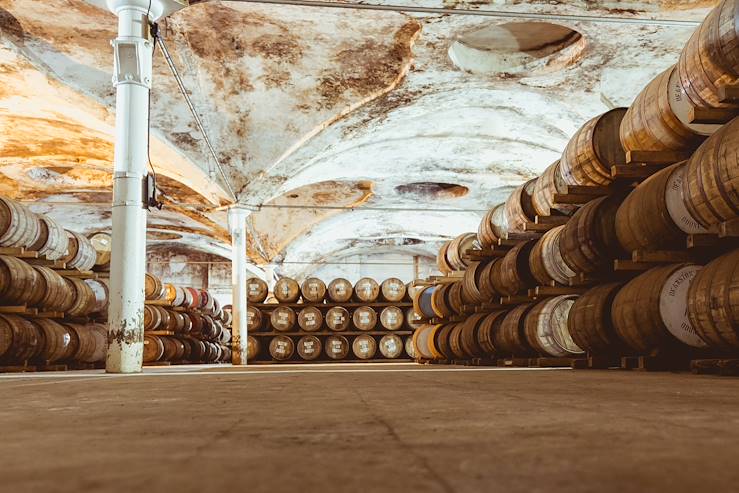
[153,27,238,202]
[226,0,702,26]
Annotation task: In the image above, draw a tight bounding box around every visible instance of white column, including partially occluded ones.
[104,0,185,373]
[228,206,251,365]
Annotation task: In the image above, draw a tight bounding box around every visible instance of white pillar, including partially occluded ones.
[228,206,254,365]
[104,0,186,373]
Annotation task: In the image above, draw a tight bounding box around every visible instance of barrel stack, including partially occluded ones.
[246,276,417,363]
[410,0,739,373]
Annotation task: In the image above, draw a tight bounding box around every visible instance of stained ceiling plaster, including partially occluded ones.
[0,0,716,275]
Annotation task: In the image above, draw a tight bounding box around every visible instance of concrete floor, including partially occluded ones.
[1,365,738,493]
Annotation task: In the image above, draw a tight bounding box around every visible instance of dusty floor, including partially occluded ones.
[1,364,738,493]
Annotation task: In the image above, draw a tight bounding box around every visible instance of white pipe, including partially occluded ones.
[228,206,251,365]
[105,0,186,373]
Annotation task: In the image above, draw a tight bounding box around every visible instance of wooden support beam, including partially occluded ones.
[534,215,569,226]
[719,82,739,104]
[625,150,690,165]
[718,217,739,238]
[632,250,694,263]
[611,164,667,181]
[553,193,598,205]
[688,106,738,124]
[614,259,658,272]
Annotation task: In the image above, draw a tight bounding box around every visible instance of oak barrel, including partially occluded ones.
[65,277,96,318]
[405,308,423,329]
[559,108,627,187]
[247,277,269,303]
[616,162,707,252]
[378,334,403,359]
[434,324,456,360]
[612,263,707,353]
[528,226,575,286]
[380,277,406,302]
[352,334,377,360]
[297,335,322,361]
[492,240,536,296]
[0,255,37,305]
[353,306,377,331]
[494,304,535,356]
[144,273,164,301]
[31,265,71,312]
[354,277,380,303]
[412,324,443,360]
[532,161,575,216]
[327,278,353,302]
[297,306,323,332]
[458,312,488,358]
[0,197,40,248]
[29,214,68,260]
[559,194,624,275]
[269,335,294,361]
[63,231,97,271]
[687,249,739,350]
[477,310,507,355]
[88,231,112,269]
[301,277,326,303]
[270,306,296,332]
[445,233,478,271]
[489,203,509,241]
[477,205,501,248]
[325,335,350,360]
[274,278,301,303]
[461,260,487,305]
[504,179,537,235]
[437,240,453,274]
[524,296,583,357]
[380,306,404,331]
[568,283,627,355]
[404,336,416,359]
[681,116,739,229]
[247,305,262,332]
[32,318,76,363]
[0,314,42,361]
[247,335,260,361]
[143,334,165,363]
[326,306,350,331]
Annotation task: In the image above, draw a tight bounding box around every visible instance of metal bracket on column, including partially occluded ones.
[112,38,153,88]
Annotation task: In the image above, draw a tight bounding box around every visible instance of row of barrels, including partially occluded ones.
[143,334,231,364]
[248,305,421,333]
[143,305,231,344]
[0,255,108,316]
[0,315,107,365]
[0,196,111,271]
[247,276,410,304]
[144,273,230,323]
[250,333,416,362]
[415,249,738,360]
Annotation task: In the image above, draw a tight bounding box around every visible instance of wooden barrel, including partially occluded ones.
[524,296,583,357]
[170,311,187,334]
[532,161,576,216]
[31,318,75,363]
[677,0,739,111]
[353,306,377,331]
[560,108,627,187]
[64,323,95,363]
[559,194,624,275]
[489,203,509,241]
[412,324,443,360]
[246,277,268,303]
[157,307,175,333]
[88,232,112,269]
[405,308,423,329]
[300,277,326,303]
[446,233,478,271]
[380,278,406,302]
[568,283,627,355]
[461,260,487,305]
[434,324,456,360]
[143,334,165,363]
[404,336,416,359]
[298,306,323,332]
[491,240,536,296]
[0,314,13,360]
[29,214,68,260]
[269,335,294,360]
[620,66,710,153]
[199,290,215,314]
[85,279,109,314]
[352,334,377,360]
[430,283,453,319]
[477,259,498,300]
[437,240,453,274]
[246,305,262,332]
[188,311,204,336]
[0,255,37,305]
[158,336,179,362]
[448,324,468,359]
[274,278,300,303]
[528,227,575,286]
[218,325,230,344]
[297,335,322,361]
[270,306,296,332]
[457,312,488,359]
[144,273,163,301]
[380,306,404,331]
[354,277,380,302]
[379,334,404,359]
[325,335,349,360]
[687,250,739,350]
[185,338,206,362]
[86,324,108,363]
[477,310,507,355]
[612,263,707,353]
[1,314,42,361]
[682,117,739,229]
[63,231,97,272]
[504,179,537,235]
[30,265,71,312]
[143,305,162,331]
[0,197,40,248]
[616,163,707,252]
[326,306,350,331]
[327,278,353,302]
[247,335,260,361]
[477,205,501,248]
[447,282,465,315]
[65,277,95,318]
[494,304,535,356]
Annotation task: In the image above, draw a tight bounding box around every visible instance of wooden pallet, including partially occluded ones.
[690,359,739,376]
[571,355,622,369]
[620,355,691,372]
[250,358,414,365]
[535,357,578,368]
[496,357,536,367]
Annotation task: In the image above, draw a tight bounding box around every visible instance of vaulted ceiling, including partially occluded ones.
[0,0,715,276]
